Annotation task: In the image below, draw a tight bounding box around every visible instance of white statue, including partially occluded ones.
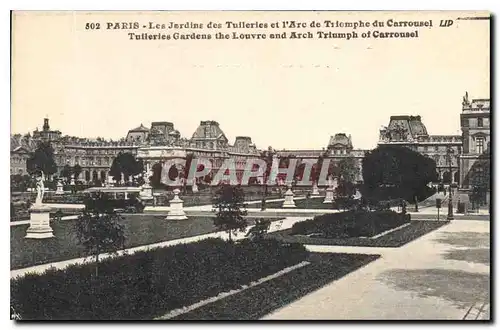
[35,171,45,205]
[327,174,334,187]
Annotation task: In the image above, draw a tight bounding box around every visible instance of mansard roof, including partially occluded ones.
[328,133,353,149]
[129,124,150,133]
[191,120,228,142]
[387,115,428,138]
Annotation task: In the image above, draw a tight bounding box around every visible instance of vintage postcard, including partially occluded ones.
[10,10,490,321]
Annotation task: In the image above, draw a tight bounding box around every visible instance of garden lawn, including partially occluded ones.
[11,215,281,270]
[170,252,380,320]
[11,238,307,320]
[179,192,284,207]
[266,220,449,247]
[246,197,330,210]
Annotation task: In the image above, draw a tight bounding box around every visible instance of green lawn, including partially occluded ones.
[171,252,380,320]
[266,220,449,247]
[247,197,330,210]
[11,215,281,270]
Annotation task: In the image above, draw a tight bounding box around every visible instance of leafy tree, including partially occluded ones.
[334,179,357,211]
[150,162,165,189]
[11,174,23,192]
[338,156,359,183]
[109,152,143,184]
[26,141,57,177]
[245,218,272,241]
[61,164,73,183]
[362,145,437,209]
[212,184,248,241]
[74,193,126,276]
[72,164,82,182]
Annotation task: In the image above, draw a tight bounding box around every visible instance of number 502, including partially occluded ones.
[85,23,101,30]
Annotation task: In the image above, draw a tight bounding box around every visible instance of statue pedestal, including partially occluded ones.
[323,187,334,204]
[55,182,64,195]
[282,188,296,208]
[311,183,320,195]
[26,204,54,239]
[166,189,188,220]
[140,183,153,199]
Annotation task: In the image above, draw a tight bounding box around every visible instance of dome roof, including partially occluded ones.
[129,124,150,132]
[328,133,353,149]
[387,115,428,139]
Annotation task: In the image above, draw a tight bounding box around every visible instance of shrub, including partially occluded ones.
[291,210,410,238]
[11,238,307,320]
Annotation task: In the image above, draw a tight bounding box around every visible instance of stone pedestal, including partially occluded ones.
[282,188,296,208]
[166,189,188,220]
[140,183,153,197]
[323,186,334,203]
[26,204,54,239]
[311,182,319,195]
[55,181,64,195]
[140,183,154,203]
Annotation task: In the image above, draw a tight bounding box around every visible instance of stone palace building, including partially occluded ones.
[377,92,490,202]
[11,92,490,202]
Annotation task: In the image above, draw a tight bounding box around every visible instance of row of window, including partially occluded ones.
[420,145,458,153]
[56,156,113,166]
[462,117,488,128]
[60,149,135,155]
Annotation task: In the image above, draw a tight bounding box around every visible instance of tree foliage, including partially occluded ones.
[337,157,359,183]
[109,152,143,183]
[150,162,165,189]
[212,184,248,241]
[61,164,73,182]
[73,164,82,182]
[74,193,126,276]
[362,145,437,203]
[26,141,57,176]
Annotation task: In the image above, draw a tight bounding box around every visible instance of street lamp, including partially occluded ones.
[446,147,454,220]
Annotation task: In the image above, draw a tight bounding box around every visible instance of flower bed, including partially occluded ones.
[291,210,410,238]
[11,238,307,320]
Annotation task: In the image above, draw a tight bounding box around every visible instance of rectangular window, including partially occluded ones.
[476,138,484,154]
[477,117,483,127]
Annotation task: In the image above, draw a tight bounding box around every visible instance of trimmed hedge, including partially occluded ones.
[11,238,307,320]
[291,210,410,238]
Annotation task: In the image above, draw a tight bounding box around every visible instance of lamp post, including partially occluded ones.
[261,148,273,211]
[446,147,454,220]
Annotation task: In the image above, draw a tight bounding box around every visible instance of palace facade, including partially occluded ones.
[378,115,462,183]
[377,92,491,203]
[11,92,490,203]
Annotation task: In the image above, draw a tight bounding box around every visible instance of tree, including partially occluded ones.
[338,156,359,183]
[26,141,57,177]
[334,179,356,211]
[61,164,73,183]
[109,152,143,184]
[74,193,126,276]
[73,164,82,182]
[11,174,23,192]
[245,218,272,241]
[150,162,165,189]
[212,184,248,241]
[362,145,437,208]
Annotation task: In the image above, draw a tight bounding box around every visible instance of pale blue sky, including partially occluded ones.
[11,11,490,150]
